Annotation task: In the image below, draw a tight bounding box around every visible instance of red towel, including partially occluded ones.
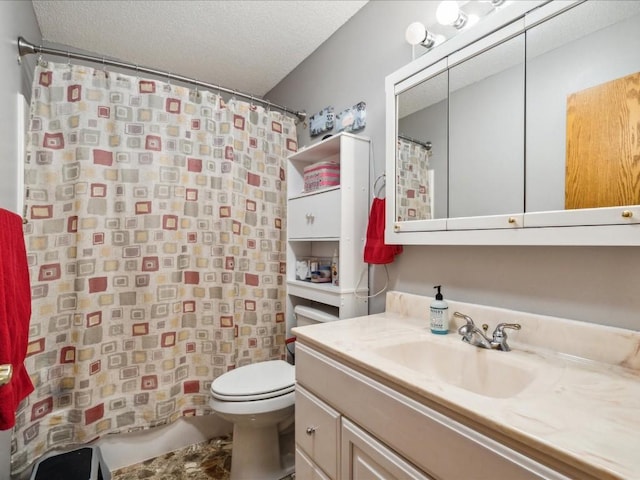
[363,198,403,264]
[0,208,34,430]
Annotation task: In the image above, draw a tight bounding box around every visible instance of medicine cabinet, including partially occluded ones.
[386,0,640,245]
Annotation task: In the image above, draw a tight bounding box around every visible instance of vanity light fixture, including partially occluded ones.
[405,22,441,49]
[407,0,507,58]
[436,1,468,29]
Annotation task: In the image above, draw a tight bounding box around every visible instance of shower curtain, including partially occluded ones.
[396,138,432,221]
[12,60,298,474]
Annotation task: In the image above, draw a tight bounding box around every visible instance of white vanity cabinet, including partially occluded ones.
[295,342,572,480]
[286,133,370,324]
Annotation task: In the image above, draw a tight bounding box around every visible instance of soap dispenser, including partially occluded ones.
[430,285,449,334]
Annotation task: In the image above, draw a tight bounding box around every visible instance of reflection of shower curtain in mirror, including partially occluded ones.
[13,61,298,475]
[396,138,432,221]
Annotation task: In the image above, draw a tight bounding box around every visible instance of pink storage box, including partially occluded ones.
[303,161,340,192]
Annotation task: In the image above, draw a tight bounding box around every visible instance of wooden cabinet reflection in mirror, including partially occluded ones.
[566,71,640,210]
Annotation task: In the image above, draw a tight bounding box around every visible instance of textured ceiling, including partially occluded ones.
[30,0,369,97]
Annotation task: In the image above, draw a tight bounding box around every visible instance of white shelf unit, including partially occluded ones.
[286,133,370,328]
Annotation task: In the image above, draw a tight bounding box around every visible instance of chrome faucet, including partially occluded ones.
[454,312,521,352]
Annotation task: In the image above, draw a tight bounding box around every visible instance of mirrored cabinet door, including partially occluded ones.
[448,31,525,229]
[525,1,640,227]
[397,69,448,224]
[394,59,448,232]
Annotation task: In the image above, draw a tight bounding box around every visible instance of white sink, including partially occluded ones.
[372,339,539,398]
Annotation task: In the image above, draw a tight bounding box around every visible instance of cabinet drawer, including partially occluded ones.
[296,385,341,479]
[288,190,340,239]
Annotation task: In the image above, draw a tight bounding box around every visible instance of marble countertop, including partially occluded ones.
[292,292,640,480]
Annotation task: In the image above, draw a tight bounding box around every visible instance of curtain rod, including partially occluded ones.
[16,36,307,123]
[398,134,432,151]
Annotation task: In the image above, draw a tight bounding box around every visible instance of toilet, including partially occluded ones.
[209,306,338,480]
[210,360,295,480]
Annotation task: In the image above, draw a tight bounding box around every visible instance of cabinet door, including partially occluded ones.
[295,386,341,479]
[288,189,340,239]
[341,418,432,480]
[296,446,332,480]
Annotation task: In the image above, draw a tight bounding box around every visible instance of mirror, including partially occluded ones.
[391,0,640,234]
[525,1,640,215]
[448,33,525,219]
[396,69,448,222]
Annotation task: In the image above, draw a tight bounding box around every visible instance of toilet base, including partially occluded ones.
[230,423,294,480]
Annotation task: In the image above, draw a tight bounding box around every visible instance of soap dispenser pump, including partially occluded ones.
[430,285,449,334]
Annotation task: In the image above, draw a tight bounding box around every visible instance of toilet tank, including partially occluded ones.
[294,305,339,327]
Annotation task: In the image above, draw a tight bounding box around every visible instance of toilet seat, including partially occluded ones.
[210,360,295,402]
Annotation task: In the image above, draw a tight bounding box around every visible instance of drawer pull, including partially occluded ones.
[305,426,317,435]
[622,210,633,218]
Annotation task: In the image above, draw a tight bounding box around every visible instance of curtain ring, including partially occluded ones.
[101,56,108,78]
[36,44,43,65]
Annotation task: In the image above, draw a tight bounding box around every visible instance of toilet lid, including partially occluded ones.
[210,360,295,401]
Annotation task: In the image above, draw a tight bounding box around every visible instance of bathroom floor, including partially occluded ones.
[111,434,295,480]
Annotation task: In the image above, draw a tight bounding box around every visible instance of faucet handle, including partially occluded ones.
[491,323,521,352]
[454,311,475,326]
[492,323,521,342]
[493,323,521,336]
[455,312,479,341]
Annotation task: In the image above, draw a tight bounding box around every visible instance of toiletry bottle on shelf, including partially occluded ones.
[331,249,339,286]
[430,285,449,334]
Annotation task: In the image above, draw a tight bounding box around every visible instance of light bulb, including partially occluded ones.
[405,22,427,46]
[436,1,460,26]
[436,1,467,29]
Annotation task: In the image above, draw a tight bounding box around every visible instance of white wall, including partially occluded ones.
[0,2,39,214]
[267,0,640,331]
[1,4,41,478]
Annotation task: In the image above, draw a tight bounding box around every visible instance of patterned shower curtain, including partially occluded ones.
[12,60,298,474]
[396,138,432,221]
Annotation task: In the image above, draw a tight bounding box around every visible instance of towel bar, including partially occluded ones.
[0,364,12,386]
